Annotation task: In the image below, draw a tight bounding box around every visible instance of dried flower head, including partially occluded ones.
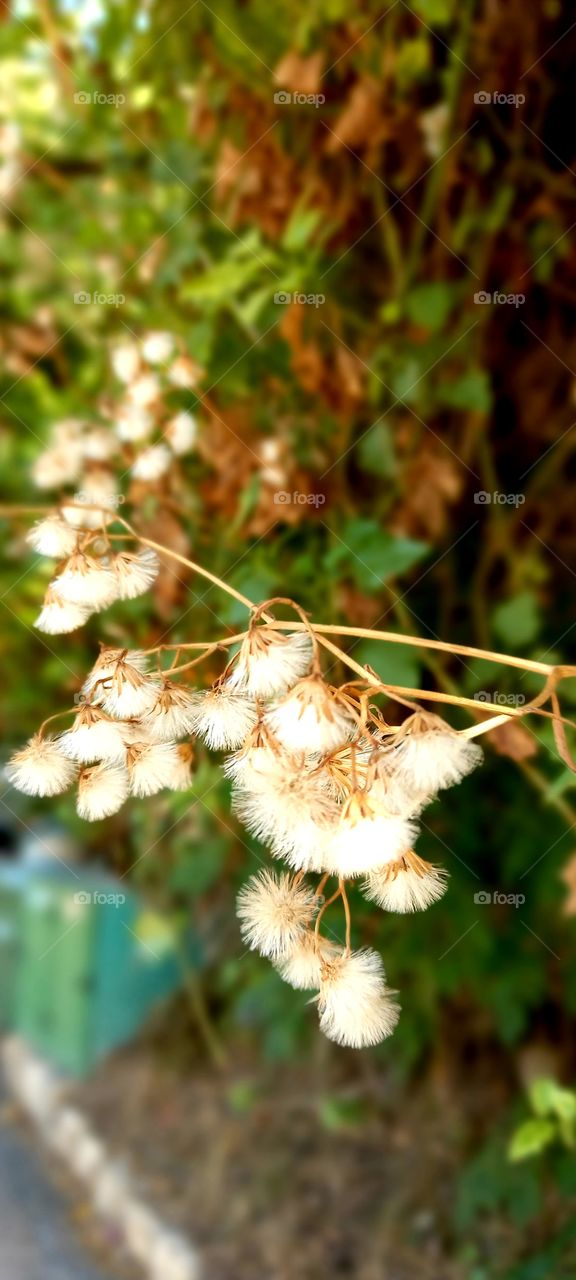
[116,405,153,443]
[26,515,78,559]
[140,330,174,364]
[323,792,417,878]
[6,734,78,797]
[165,411,197,456]
[394,712,483,793]
[53,553,119,610]
[233,766,339,872]
[76,763,130,820]
[83,649,160,719]
[131,444,171,482]
[364,851,448,913]
[81,427,118,463]
[317,948,400,1048]
[58,706,127,765]
[127,741,186,797]
[227,628,313,699]
[276,932,341,990]
[110,548,160,600]
[32,444,83,490]
[126,372,161,408]
[143,682,199,741]
[110,340,140,384]
[265,676,355,754]
[35,587,92,634]
[189,686,258,750]
[236,869,317,959]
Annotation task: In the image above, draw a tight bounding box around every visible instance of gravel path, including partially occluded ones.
[0,1096,117,1280]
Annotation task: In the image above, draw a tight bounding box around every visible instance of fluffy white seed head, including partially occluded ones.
[188,687,258,750]
[58,706,127,765]
[76,763,130,820]
[127,741,186,797]
[83,648,149,695]
[6,734,78,797]
[276,933,342,990]
[317,949,400,1048]
[367,767,430,820]
[100,669,161,720]
[227,629,313,699]
[364,852,448,914]
[126,372,161,408]
[265,676,355,754]
[168,354,200,388]
[322,793,417,878]
[34,587,93,634]
[83,649,161,719]
[223,733,289,790]
[131,444,172,482]
[165,411,197,456]
[26,515,79,559]
[110,548,159,600]
[116,404,153,443]
[110,339,140,384]
[143,683,199,741]
[394,713,483,793]
[32,444,83,490]
[81,427,118,462]
[52,554,120,610]
[141,330,174,364]
[84,647,150,688]
[233,770,339,872]
[236,869,317,959]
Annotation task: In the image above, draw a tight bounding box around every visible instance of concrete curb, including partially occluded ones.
[1,1036,202,1280]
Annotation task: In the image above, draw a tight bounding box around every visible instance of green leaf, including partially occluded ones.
[493,592,541,648]
[327,519,429,592]
[317,1096,369,1131]
[508,1118,557,1162]
[396,36,430,89]
[356,421,397,478]
[281,206,322,252]
[405,282,455,332]
[352,639,422,689]
[440,369,492,413]
[411,0,455,23]
[530,1078,576,1123]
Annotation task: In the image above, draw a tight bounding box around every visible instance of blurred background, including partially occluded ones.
[1,1,576,1277]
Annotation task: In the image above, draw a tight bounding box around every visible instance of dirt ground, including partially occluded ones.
[68,1020,521,1280]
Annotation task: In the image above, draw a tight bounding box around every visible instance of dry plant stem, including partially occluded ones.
[264,621,561,678]
[38,708,78,735]
[5,505,574,737]
[314,887,342,940]
[340,880,352,953]
[4,504,568,678]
